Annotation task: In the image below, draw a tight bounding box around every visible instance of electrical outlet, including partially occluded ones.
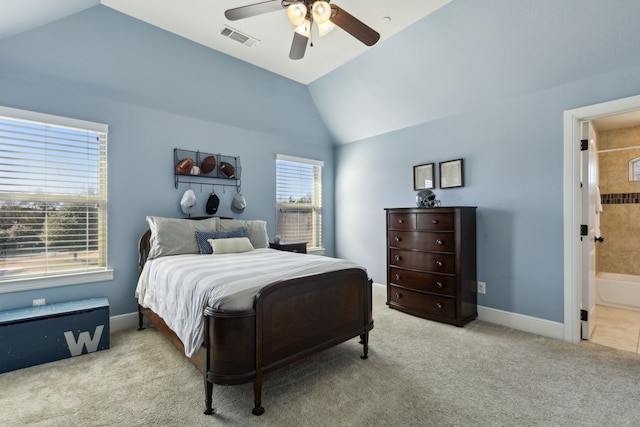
[477,282,486,294]
[33,298,46,306]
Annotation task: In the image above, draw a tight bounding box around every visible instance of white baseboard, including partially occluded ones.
[477,305,564,340]
[109,312,139,332]
[373,282,564,340]
[111,299,565,342]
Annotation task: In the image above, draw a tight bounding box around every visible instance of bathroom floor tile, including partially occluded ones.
[590,305,640,354]
[590,324,639,353]
[596,305,640,326]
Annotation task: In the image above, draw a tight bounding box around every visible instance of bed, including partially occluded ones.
[135,216,373,416]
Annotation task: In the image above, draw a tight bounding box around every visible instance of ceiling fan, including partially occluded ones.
[225,1,380,60]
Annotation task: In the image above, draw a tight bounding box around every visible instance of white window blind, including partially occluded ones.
[276,154,323,249]
[0,106,109,286]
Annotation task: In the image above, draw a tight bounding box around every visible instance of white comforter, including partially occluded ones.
[135,248,366,357]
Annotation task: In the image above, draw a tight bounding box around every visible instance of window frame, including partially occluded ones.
[0,106,112,293]
[630,156,640,182]
[275,154,324,251]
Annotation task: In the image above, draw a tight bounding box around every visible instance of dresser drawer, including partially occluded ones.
[416,213,454,231]
[388,285,455,320]
[388,230,455,252]
[389,249,456,274]
[389,267,456,296]
[388,213,416,230]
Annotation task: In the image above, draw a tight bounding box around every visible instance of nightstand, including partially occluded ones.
[269,242,307,254]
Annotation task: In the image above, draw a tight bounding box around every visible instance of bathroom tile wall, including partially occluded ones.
[597,125,640,275]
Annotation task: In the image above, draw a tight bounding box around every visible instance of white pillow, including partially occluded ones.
[208,237,254,254]
[146,216,220,259]
[218,219,269,249]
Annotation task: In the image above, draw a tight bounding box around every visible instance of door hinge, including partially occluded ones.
[580,139,588,151]
[580,309,588,321]
[580,224,588,236]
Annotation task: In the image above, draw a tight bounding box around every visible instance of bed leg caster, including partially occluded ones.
[359,333,369,359]
[253,377,264,416]
[204,380,216,415]
[137,311,145,331]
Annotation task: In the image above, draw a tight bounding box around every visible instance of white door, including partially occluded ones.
[563,94,640,343]
[580,120,598,340]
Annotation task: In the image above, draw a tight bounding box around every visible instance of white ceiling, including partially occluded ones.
[591,110,640,132]
[3,1,640,128]
[0,0,451,85]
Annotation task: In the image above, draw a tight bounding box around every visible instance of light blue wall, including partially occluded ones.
[0,6,335,316]
[310,0,640,322]
[3,1,640,326]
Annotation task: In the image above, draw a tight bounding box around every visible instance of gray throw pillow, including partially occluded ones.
[146,216,220,259]
[195,228,248,254]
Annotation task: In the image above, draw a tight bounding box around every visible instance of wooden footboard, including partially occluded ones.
[202,268,373,416]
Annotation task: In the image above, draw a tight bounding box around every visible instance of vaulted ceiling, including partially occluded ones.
[1,0,451,84]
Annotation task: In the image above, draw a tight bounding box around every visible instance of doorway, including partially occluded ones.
[563,94,640,345]
[585,115,640,354]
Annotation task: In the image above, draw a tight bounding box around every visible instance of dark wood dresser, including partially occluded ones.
[385,207,477,326]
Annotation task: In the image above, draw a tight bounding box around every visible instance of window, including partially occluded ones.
[630,157,640,181]
[276,154,323,250]
[0,106,111,292]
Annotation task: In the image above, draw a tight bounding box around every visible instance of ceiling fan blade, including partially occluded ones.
[225,0,284,21]
[330,5,380,47]
[289,32,309,60]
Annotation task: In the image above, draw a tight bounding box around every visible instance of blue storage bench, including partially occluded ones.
[0,297,109,373]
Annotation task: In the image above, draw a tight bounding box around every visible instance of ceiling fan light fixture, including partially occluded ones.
[287,3,307,26]
[294,19,312,37]
[316,20,335,37]
[224,0,380,60]
[311,1,331,24]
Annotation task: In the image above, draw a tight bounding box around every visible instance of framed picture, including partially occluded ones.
[439,158,464,189]
[413,163,435,190]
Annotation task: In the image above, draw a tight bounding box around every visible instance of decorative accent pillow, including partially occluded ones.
[207,237,254,254]
[195,228,248,254]
[146,216,220,259]
[219,219,269,249]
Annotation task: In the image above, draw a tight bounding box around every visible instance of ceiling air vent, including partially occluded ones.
[220,25,259,47]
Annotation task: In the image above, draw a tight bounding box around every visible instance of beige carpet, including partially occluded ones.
[2,284,640,426]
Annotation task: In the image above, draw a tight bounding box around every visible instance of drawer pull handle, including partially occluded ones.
[436,281,444,289]
[432,219,439,224]
[395,293,402,299]
[395,274,400,280]
[436,302,443,309]
[436,239,444,245]
[395,255,401,261]
[436,260,444,267]
[394,236,401,242]
[398,219,404,224]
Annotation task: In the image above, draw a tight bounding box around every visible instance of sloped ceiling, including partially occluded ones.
[0,0,100,39]
[1,0,451,85]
